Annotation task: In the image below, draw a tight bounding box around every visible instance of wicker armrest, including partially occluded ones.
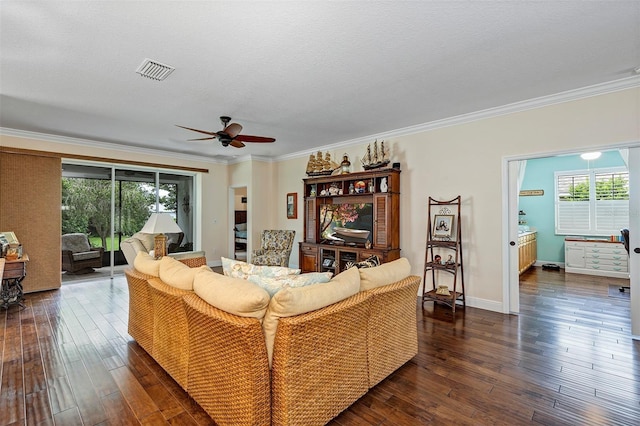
[125,269,157,354]
[271,291,372,426]
[183,293,271,426]
[147,278,192,389]
[364,275,421,387]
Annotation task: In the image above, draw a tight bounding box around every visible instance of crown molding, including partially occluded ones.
[226,154,274,165]
[2,76,638,165]
[0,127,228,164]
[276,75,640,162]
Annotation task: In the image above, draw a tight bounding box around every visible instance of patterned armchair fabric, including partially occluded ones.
[252,230,295,267]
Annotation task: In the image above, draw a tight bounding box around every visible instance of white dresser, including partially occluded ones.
[564,238,628,278]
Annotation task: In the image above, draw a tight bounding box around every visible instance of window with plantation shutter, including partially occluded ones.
[555,167,629,235]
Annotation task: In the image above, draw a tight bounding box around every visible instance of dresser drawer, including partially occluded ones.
[564,239,628,278]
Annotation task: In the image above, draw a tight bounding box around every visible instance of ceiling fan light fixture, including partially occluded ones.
[580,151,601,160]
[135,58,175,81]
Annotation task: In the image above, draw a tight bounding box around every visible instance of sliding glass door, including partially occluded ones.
[62,161,196,277]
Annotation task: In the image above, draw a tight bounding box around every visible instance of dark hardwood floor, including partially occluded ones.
[1,267,638,425]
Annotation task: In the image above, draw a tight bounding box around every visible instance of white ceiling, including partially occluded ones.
[1,1,639,162]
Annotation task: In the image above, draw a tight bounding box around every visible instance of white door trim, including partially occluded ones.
[502,142,640,316]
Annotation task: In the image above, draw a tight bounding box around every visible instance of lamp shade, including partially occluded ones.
[139,213,182,234]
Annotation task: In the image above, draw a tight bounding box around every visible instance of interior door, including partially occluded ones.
[629,147,639,338]
[507,160,520,313]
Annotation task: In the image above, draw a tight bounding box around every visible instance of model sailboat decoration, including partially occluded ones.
[361,140,390,170]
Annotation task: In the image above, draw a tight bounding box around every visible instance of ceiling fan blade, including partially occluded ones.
[187,136,217,141]
[235,134,276,143]
[224,123,243,138]
[176,125,217,136]
[230,140,245,148]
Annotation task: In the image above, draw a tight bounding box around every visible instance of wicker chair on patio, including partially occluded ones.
[61,233,104,274]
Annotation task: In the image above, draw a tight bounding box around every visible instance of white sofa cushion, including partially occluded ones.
[159,256,211,290]
[133,251,161,276]
[359,257,411,291]
[193,269,270,319]
[133,232,157,252]
[262,266,360,366]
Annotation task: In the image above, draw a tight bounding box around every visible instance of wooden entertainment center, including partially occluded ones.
[299,168,401,273]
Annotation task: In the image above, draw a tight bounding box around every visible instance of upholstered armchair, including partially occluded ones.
[61,233,104,274]
[252,230,296,267]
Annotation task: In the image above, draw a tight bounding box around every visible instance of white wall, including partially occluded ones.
[273,88,640,311]
[3,87,639,311]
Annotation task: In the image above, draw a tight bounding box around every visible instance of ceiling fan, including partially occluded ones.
[176,116,275,148]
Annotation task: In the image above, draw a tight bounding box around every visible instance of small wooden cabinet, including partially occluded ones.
[564,238,628,278]
[518,232,537,274]
[1,254,28,309]
[299,169,401,273]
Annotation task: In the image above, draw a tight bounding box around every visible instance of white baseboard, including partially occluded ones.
[465,296,504,313]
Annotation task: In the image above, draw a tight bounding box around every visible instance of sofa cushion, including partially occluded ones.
[359,257,411,291]
[193,269,270,319]
[61,233,91,253]
[133,232,157,252]
[71,251,101,261]
[262,266,360,365]
[221,257,300,279]
[159,256,211,290]
[247,272,333,296]
[133,251,161,277]
[124,237,148,254]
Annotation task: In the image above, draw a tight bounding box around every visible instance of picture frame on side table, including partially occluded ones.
[286,192,297,219]
[433,215,454,238]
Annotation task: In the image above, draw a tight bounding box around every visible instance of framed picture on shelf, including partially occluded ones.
[286,192,297,219]
[322,258,333,267]
[433,214,454,238]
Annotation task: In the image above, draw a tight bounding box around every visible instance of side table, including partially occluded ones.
[1,254,29,309]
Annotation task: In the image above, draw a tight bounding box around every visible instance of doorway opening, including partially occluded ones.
[231,186,248,261]
[505,144,639,335]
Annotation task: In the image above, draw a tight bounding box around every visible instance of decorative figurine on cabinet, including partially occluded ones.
[380,177,388,193]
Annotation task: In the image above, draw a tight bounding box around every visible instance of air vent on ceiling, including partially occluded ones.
[135,58,175,81]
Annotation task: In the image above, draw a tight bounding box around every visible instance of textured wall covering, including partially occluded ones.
[0,151,62,292]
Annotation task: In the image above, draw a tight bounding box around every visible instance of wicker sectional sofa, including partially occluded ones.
[125,253,420,426]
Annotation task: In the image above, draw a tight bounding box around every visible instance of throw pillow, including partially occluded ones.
[262,266,360,366]
[344,254,380,270]
[133,251,161,277]
[359,257,411,291]
[159,256,211,290]
[134,232,157,252]
[221,257,301,279]
[193,269,270,319]
[247,271,333,296]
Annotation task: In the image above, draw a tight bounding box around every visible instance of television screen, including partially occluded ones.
[319,203,373,244]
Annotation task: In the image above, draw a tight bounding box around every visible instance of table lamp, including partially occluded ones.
[139,213,183,259]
